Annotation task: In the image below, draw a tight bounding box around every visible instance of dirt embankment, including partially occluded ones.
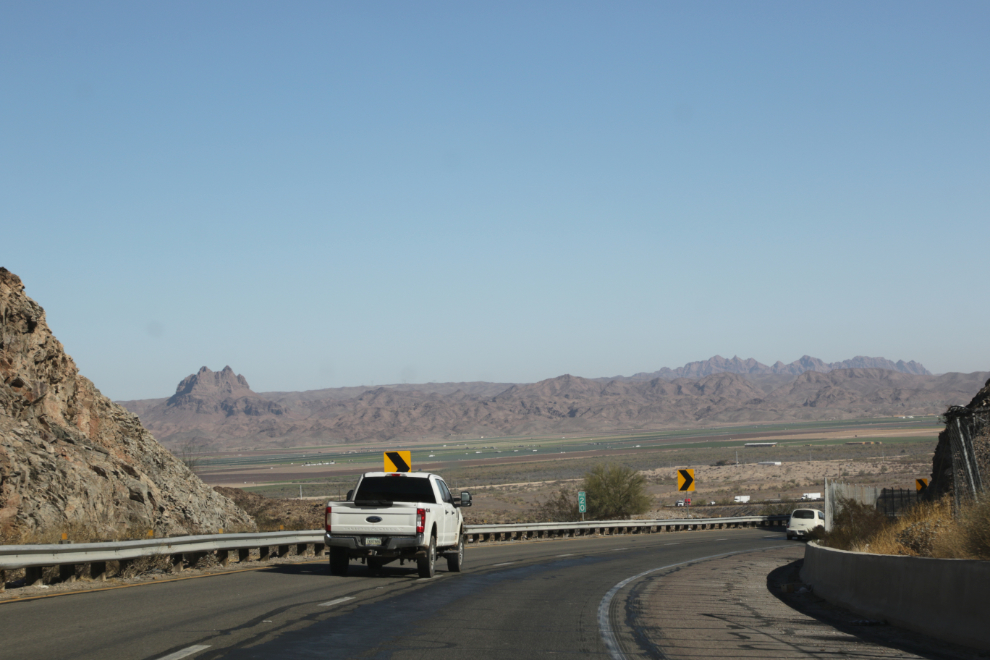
[214,487,324,531]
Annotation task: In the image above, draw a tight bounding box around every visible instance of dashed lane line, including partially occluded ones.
[318,597,354,607]
[157,645,211,660]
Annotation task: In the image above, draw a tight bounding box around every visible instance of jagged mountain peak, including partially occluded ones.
[173,365,251,398]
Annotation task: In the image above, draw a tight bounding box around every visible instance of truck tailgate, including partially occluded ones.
[331,502,418,535]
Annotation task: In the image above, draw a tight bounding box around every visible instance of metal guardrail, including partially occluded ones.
[464,515,789,542]
[0,515,788,589]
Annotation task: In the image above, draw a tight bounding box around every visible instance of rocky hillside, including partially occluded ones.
[926,377,990,501]
[0,268,252,541]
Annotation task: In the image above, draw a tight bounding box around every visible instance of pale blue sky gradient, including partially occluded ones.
[3,2,988,400]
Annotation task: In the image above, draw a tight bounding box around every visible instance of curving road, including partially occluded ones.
[7,528,959,660]
[1,529,787,659]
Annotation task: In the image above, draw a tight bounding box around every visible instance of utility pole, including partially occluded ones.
[735,450,739,465]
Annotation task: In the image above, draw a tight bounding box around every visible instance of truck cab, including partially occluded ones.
[324,472,471,578]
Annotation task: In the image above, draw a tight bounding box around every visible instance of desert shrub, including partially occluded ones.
[760,503,795,516]
[583,463,651,520]
[867,497,955,557]
[532,488,580,522]
[959,497,990,559]
[819,497,890,551]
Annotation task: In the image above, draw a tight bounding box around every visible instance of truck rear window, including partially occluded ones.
[792,510,815,519]
[354,477,436,504]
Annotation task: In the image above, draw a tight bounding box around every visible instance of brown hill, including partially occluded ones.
[122,366,987,450]
[0,268,252,540]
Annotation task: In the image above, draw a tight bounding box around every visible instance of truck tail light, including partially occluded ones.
[325,505,332,533]
[416,508,426,534]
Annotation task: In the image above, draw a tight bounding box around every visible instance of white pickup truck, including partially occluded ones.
[324,471,472,578]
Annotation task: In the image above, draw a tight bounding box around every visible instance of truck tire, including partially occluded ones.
[329,547,349,576]
[446,532,464,572]
[417,534,436,578]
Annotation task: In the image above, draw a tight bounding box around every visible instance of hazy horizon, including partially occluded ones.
[3,2,988,400]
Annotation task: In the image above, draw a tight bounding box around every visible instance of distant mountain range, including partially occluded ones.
[612,355,931,381]
[116,356,987,451]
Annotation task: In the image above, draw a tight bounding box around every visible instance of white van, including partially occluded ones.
[786,508,825,540]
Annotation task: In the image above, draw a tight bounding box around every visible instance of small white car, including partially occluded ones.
[786,508,825,540]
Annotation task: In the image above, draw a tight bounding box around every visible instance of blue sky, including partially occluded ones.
[2,2,988,400]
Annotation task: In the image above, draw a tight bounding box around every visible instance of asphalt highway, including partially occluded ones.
[1,529,793,659]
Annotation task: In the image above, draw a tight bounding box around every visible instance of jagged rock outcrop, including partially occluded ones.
[926,378,990,502]
[128,366,289,451]
[0,268,253,540]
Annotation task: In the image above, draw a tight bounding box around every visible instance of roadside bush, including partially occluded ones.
[959,497,990,559]
[583,463,651,520]
[867,497,955,557]
[819,497,889,551]
[533,488,580,522]
[759,503,793,516]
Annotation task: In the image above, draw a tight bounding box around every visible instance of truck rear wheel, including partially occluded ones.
[446,532,464,572]
[417,535,436,578]
[329,548,349,576]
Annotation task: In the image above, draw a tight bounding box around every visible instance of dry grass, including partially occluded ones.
[823,495,990,559]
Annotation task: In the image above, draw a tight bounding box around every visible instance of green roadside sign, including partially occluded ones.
[578,491,587,513]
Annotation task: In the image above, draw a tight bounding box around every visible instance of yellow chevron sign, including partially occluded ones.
[384,451,412,473]
[916,478,929,492]
[677,469,695,492]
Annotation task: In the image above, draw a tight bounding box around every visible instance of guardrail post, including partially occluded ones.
[59,564,76,583]
[297,543,309,556]
[238,548,251,562]
[260,546,271,561]
[217,549,231,566]
[278,544,290,558]
[25,566,44,586]
[171,554,184,572]
[314,543,325,556]
[89,561,107,581]
[1,569,6,592]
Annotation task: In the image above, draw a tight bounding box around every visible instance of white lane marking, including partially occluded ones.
[716,538,728,541]
[610,548,629,552]
[597,548,769,660]
[318,596,354,607]
[492,561,517,566]
[557,554,575,557]
[157,646,211,660]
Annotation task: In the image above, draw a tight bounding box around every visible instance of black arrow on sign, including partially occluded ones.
[386,451,410,472]
[678,469,694,491]
[916,479,928,492]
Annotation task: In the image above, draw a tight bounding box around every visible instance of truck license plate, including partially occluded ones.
[365,537,382,546]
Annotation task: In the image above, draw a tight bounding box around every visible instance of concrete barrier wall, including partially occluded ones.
[801,542,990,651]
